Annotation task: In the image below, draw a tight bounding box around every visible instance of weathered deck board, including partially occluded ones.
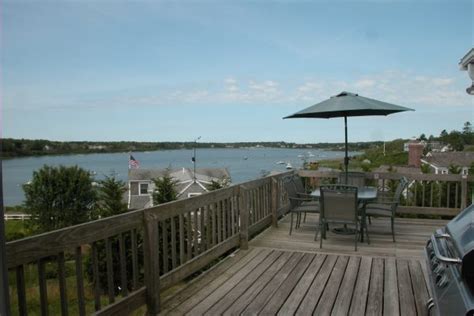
[222,252,293,315]
[383,257,400,316]
[161,248,431,316]
[397,259,417,316]
[366,257,384,316]
[185,249,271,315]
[313,255,349,315]
[248,213,446,259]
[160,215,443,315]
[331,256,361,316]
[277,254,326,315]
[349,256,372,315]
[295,254,337,314]
[258,253,314,315]
[204,250,284,315]
[241,252,304,315]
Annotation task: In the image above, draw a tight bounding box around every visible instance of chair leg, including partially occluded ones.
[363,214,370,245]
[355,223,358,251]
[289,212,294,235]
[303,212,307,223]
[314,222,320,241]
[368,215,372,225]
[319,221,324,248]
[391,217,395,242]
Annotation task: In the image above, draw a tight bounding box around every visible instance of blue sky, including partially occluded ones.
[2,0,473,143]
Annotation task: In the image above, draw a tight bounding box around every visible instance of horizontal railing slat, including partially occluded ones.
[6,210,143,267]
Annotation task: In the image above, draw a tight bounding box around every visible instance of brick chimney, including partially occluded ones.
[408,142,424,167]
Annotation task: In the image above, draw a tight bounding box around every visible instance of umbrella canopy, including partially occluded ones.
[284,91,413,119]
[284,91,414,183]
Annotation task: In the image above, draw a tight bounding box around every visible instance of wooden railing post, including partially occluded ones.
[239,186,249,250]
[460,174,468,210]
[271,177,278,228]
[143,213,160,315]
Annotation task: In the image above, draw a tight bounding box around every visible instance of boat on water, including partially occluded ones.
[276,161,286,165]
[286,163,293,169]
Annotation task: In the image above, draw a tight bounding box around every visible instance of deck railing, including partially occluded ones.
[6,169,472,315]
[298,170,473,216]
[5,172,291,316]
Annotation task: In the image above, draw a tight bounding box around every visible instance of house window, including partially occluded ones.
[463,169,468,175]
[442,170,448,175]
[140,183,149,195]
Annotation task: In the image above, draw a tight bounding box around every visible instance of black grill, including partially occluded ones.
[425,204,474,316]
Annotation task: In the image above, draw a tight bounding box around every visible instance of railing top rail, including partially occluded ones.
[6,209,143,268]
[144,185,240,221]
[298,169,474,181]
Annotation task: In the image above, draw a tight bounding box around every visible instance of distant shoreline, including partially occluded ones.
[2,138,382,159]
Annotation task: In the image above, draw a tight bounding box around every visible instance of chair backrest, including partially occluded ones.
[320,185,358,223]
[392,176,409,208]
[284,180,300,209]
[291,175,306,194]
[338,172,366,188]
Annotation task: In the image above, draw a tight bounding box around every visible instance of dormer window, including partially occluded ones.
[140,183,149,195]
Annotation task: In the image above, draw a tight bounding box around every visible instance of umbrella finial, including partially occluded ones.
[333,91,358,98]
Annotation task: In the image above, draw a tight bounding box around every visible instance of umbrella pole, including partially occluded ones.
[344,115,349,184]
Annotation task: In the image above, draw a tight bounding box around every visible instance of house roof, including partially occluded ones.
[129,195,153,210]
[422,152,474,168]
[373,165,423,175]
[128,168,230,182]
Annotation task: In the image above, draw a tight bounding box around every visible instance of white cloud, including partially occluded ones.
[354,79,376,89]
[6,71,470,111]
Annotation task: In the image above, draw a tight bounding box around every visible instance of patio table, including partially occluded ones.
[311,186,377,242]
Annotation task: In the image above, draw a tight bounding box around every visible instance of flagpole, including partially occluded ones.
[193,136,201,183]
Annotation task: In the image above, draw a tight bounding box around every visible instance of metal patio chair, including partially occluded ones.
[285,180,320,235]
[364,176,409,242]
[317,185,360,251]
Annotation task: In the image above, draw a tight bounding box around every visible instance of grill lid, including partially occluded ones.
[446,204,474,259]
[446,204,474,283]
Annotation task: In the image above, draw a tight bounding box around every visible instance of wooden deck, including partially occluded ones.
[159,215,445,315]
[250,213,447,259]
[160,248,430,315]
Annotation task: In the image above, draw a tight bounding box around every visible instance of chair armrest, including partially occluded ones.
[365,200,397,207]
[296,192,316,199]
[289,196,314,202]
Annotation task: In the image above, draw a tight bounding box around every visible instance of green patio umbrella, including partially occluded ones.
[284,91,414,183]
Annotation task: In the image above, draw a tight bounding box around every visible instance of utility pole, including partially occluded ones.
[193,136,201,182]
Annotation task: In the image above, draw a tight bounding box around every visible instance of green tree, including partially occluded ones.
[419,133,427,141]
[206,177,231,191]
[152,173,178,205]
[86,175,141,296]
[95,175,128,218]
[23,165,96,232]
[463,121,472,135]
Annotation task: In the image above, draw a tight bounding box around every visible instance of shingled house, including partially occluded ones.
[421,152,474,175]
[127,168,231,210]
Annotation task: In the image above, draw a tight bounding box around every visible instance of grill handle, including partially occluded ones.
[430,234,462,264]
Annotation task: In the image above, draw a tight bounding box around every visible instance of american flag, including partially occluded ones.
[129,154,140,169]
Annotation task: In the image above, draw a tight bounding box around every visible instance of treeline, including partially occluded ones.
[1,138,378,158]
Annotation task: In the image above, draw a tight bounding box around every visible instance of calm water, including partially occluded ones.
[2,148,357,206]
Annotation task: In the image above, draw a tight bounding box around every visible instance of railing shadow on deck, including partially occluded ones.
[5,170,473,315]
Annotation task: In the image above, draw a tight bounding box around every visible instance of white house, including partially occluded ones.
[127,168,231,210]
[421,152,474,175]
